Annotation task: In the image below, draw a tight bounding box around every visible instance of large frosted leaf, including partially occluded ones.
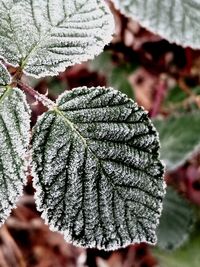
[0,87,30,224]
[154,113,200,170]
[0,62,11,86]
[156,187,195,250]
[0,0,114,78]
[32,87,165,250]
[113,0,200,48]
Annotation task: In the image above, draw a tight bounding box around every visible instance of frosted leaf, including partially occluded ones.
[154,113,200,171]
[157,187,195,250]
[0,62,11,86]
[0,87,30,225]
[0,0,114,78]
[32,87,165,250]
[112,0,200,48]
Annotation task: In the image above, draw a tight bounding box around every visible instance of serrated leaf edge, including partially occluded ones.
[24,11,115,79]
[0,62,12,86]
[112,0,200,49]
[0,87,31,226]
[32,86,166,250]
[0,2,115,79]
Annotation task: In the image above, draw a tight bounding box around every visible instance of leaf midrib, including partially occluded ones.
[0,86,12,104]
[54,107,161,208]
[54,107,88,148]
[20,0,95,70]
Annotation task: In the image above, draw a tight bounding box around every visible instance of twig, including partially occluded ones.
[18,82,55,109]
[150,78,167,118]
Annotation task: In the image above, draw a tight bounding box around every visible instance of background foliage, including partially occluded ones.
[0,0,200,266]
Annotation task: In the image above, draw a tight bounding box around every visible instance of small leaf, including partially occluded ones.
[0,0,114,78]
[89,51,114,75]
[0,63,11,86]
[157,187,195,250]
[154,227,200,267]
[90,51,136,98]
[109,66,135,99]
[154,113,200,170]
[0,87,30,224]
[112,0,200,48]
[165,86,200,108]
[32,87,165,250]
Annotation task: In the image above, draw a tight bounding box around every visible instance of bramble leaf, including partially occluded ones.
[154,227,200,267]
[0,62,11,86]
[154,113,200,170]
[0,0,114,78]
[32,87,165,250]
[112,0,200,48]
[0,87,30,225]
[157,187,195,251]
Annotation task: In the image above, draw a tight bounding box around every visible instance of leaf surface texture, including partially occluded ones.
[0,63,11,86]
[0,87,30,224]
[0,0,114,77]
[32,87,165,250]
[113,0,200,48]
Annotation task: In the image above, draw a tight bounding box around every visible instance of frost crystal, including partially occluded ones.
[32,87,165,250]
[0,0,114,78]
[113,0,200,49]
[0,62,11,86]
[0,87,30,225]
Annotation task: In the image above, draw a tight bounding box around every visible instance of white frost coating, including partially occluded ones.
[0,87,30,225]
[0,0,114,78]
[32,86,165,251]
[0,62,11,86]
[113,0,200,48]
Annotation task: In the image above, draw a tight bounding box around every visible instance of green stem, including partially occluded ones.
[0,86,12,103]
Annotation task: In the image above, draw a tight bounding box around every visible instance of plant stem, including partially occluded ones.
[18,82,55,109]
[150,78,167,118]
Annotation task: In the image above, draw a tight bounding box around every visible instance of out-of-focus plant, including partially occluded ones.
[0,1,200,265]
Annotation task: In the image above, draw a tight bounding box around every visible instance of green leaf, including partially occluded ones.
[110,66,134,99]
[89,51,113,75]
[0,87,30,224]
[90,51,136,98]
[0,62,11,86]
[154,227,200,267]
[32,87,165,250]
[154,113,200,170]
[156,187,195,250]
[112,0,200,48]
[164,86,187,105]
[165,86,200,107]
[0,0,114,78]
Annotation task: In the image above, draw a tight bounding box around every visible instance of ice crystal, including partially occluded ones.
[113,0,200,49]
[0,87,30,225]
[0,62,11,86]
[0,0,114,78]
[32,87,165,250]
